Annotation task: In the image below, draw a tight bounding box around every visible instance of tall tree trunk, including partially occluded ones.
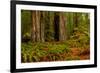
[74,13,78,27]
[54,12,59,41]
[49,12,55,41]
[68,13,74,36]
[40,12,45,42]
[32,11,41,42]
[32,11,36,42]
[44,12,50,41]
[36,11,40,42]
[59,12,67,41]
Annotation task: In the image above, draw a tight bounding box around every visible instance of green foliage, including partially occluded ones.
[66,30,90,48]
[66,56,80,61]
[66,13,90,49]
[48,44,70,54]
[66,12,74,38]
[21,10,32,37]
[21,42,70,62]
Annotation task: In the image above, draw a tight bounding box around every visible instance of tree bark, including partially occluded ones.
[40,12,45,42]
[59,12,67,41]
[36,11,41,42]
[32,11,36,42]
[54,12,59,41]
[32,11,41,42]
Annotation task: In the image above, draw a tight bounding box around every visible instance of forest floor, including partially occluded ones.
[21,42,90,62]
[69,48,90,60]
